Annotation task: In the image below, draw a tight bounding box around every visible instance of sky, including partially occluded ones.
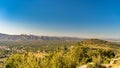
[0,0,120,39]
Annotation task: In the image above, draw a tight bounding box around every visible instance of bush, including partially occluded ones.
[5,44,116,68]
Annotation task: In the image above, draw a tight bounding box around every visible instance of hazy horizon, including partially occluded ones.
[0,0,120,39]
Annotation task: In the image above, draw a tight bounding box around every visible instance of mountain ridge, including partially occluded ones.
[0,33,83,41]
[0,33,119,42]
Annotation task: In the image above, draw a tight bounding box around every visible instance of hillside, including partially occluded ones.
[80,39,113,45]
[3,39,120,68]
[0,38,119,68]
[80,38,120,44]
[79,39,120,49]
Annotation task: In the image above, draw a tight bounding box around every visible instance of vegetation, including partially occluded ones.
[0,39,120,68]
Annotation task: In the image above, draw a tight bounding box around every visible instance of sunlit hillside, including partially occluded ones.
[0,38,120,68]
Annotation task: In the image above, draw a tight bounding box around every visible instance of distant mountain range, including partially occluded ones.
[0,33,119,42]
[0,33,83,41]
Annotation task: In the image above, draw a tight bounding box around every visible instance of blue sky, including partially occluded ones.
[0,0,120,38]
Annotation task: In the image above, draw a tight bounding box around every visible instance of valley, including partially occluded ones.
[0,34,119,68]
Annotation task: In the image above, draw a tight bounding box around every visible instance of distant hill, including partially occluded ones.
[79,39,120,50]
[0,33,119,42]
[80,39,112,45]
[0,33,83,41]
[0,33,40,41]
